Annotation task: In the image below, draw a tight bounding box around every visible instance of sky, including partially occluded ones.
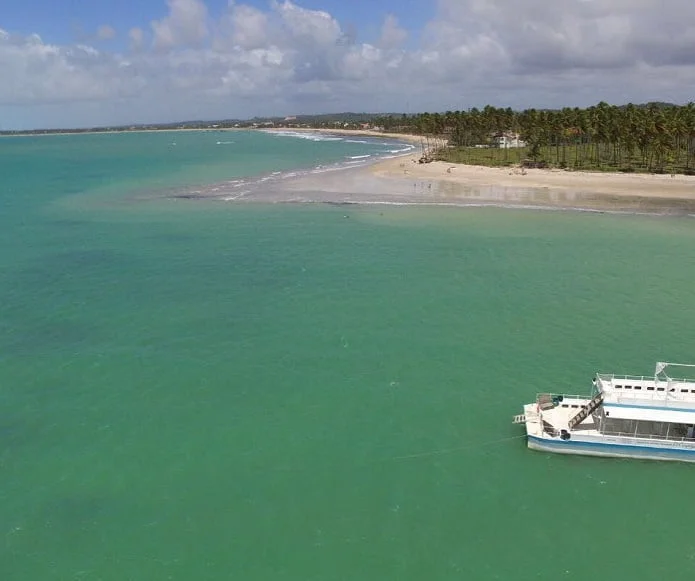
[2,0,695,129]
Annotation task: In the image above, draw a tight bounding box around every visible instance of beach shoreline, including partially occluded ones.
[258,127,425,146]
[170,155,692,214]
[370,153,695,199]
[259,130,695,208]
[115,128,694,214]
[164,152,695,215]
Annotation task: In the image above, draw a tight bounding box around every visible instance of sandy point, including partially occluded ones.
[370,153,695,201]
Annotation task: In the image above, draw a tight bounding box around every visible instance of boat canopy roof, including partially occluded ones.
[604,402,695,424]
[597,362,695,386]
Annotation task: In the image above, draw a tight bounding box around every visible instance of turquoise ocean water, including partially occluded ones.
[2,130,695,580]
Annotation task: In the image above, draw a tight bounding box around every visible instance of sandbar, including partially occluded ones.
[167,131,695,214]
[373,153,695,200]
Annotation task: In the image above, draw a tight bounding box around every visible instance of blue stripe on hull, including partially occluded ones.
[528,435,695,463]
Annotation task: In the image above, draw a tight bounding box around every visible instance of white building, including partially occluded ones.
[495,132,526,148]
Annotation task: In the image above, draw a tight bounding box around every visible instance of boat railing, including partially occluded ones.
[536,393,591,402]
[598,373,695,384]
[591,430,695,449]
[598,373,651,382]
[609,391,695,405]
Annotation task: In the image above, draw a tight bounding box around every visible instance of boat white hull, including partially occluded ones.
[528,435,695,463]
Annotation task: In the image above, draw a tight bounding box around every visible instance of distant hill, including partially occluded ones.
[0,111,404,135]
[1,102,687,136]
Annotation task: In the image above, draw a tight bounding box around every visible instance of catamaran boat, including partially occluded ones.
[513,362,695,463]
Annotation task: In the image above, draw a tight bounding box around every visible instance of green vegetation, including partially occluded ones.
[7,102,695,175]
[373,102,695,175]
[433,143,683,173]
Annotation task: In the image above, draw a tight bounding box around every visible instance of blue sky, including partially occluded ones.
[3,0,432,49]
[1,0,694,129]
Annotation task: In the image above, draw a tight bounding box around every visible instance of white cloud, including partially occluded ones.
[129,27,144,51]
[275,0,341,46]
[379,15,407,49]
[0,34,142,107]
[2,0,695,128]
[151,0,209,49]
[431,0,695,72]
[215,2,269,50]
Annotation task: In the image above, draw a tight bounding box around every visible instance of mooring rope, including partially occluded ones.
[391,433,528,461]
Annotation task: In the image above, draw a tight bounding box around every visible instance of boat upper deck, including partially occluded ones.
[597,371,695,424]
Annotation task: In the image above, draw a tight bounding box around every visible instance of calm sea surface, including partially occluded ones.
[2,130,695,580]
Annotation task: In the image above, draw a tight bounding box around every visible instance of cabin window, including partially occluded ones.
[657,387,665,391]
[647,386,654,391]
[681,389,689,393]
[615,385,622,389]
[634,386,641,390]
[561,404,568,408]
[625,385,632,389]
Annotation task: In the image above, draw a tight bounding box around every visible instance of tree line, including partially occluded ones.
[371,102,695,174]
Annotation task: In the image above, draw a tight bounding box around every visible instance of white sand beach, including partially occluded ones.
[263,128,695,204]
[372,153,695,200]
[165,129,695,213]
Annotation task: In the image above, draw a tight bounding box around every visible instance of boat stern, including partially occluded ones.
[513,402,542,437]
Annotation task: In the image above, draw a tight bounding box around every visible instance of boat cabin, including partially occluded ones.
[590,363,695,441]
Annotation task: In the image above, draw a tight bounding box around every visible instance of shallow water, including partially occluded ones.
[230,162,695,215]
[2,132,695,580]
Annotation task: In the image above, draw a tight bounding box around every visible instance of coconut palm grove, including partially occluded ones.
[6,101,694,175]
[372,102,695,175]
